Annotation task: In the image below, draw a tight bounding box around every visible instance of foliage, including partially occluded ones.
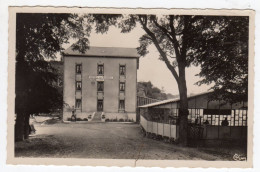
[137,81,177,100]
[194,17,249,103]
[113,15,248,104]
[105,119,110,122]
[119,118,124,122]
[16,13,89,115]
[76,118,82,121]
[15,13,90,140]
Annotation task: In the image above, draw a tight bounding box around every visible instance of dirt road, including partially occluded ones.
[15,122,243,160]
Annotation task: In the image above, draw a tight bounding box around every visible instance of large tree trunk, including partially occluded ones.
[15,113,25,142]
[24,114,30,139]
[177,65,189,146]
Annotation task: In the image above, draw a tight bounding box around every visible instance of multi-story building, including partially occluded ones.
[62,46,139,121]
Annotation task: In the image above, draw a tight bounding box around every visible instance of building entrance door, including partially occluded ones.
[97,100,103,111]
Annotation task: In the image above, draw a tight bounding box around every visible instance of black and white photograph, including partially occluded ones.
[6,7,254,167]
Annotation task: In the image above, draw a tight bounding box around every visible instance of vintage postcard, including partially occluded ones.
[7,7,255,168]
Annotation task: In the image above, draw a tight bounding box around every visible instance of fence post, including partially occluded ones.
[170,123,171,138]
[157,121,158,136]
[163,122,164,137]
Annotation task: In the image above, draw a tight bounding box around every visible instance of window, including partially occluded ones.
[76,81,82,90]
[232,109,247,126]
[75,99,81,109]
[97,100,103,111]
[97,64,104,75]
[97,81,104,92]
[119,65,126,75]
[76,64,82,74]
[119,100,125,110]
[119,82,125,91]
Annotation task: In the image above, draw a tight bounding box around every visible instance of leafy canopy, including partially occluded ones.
[15,13,90,114]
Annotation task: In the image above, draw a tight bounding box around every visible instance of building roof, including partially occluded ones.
[63,46,139,58]
[138,91,213,108]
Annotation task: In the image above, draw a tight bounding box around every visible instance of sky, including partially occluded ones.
[62,25,212,96]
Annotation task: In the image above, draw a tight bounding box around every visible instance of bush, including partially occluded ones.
[126,119,130,122]
[83,118,88,121]
[101,115,106,119]
[105,118,110,122]
[112,118,118,122]
[76,118,82,121]
[119,118,124,122]
[67,118,71,121]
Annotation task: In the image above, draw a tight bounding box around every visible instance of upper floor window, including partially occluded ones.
[119,65,126,76]
[119,82,125,92]
[76,81,82,91]
[97,64,104,75]
[76,64,82,74]
[97,81,104,92]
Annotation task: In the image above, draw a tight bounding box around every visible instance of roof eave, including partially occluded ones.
[63,53,140,58]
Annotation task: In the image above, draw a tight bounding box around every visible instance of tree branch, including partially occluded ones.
[169,15,181,60]
[151,17,176,44]
[138,15,179,81]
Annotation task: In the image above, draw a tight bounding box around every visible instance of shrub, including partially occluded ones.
[112,118,118,122]
[83,118,88,121]
[67,118,71,121]
[101,115,106,119]
[105,119,110,122]
[76,118,82,121]
[119,118,124,122]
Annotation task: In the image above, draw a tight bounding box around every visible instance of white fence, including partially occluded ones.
[140,115,178,139]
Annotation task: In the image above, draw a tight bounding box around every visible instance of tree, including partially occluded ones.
[88,14,248,145]
[117,15,206,145]
[15,13,89,141]
[195,16,249,104]
[137,81,173,100]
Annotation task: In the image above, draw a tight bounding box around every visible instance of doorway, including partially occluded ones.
[97,100,103,111]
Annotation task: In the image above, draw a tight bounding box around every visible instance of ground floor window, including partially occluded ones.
[75,99,81,109]
[201,109,247,126]
[119,100,125,111]
[232,109,247,126]
[97,100,103,111]
[188,108,204,124]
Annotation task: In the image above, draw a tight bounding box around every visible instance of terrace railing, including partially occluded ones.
[140,115,247,142]
[140,115,179,140]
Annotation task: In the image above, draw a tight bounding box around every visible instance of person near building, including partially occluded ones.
[71,106,76,122]
[221,117,229,126]
[29,114,36,135]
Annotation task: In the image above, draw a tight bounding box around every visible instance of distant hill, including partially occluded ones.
[137,81,178,100]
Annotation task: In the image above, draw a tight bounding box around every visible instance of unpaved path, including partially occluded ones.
[15,122,242,160]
